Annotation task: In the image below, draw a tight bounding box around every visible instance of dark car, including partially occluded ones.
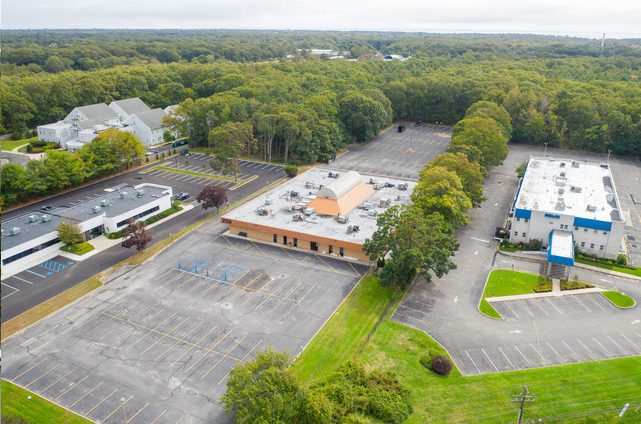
[397,125,406,133]
[174,192,190,201]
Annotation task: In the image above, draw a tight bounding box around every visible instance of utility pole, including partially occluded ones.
[512,385,536,423]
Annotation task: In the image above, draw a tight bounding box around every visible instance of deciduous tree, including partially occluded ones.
[56,219,84,245]
[196,185,228,212]
[208,121,255,180]
[121,219,153,252]
[450,116,508,167]
[426,152,486,208]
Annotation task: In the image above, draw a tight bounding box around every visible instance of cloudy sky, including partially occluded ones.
[2,0,640,38]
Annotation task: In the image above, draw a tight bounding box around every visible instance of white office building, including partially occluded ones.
[510,156,627,265]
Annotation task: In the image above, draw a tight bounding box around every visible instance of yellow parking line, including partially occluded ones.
[144,308,165,322]
[347,261,361,277]
[55,375,87,401]
[155,267,178,281]
[254,280,288,311]
[84,388,118,416]
[200,281,221,295]
[74,300,124,330]
[156,322,203,362]
[128,402,149,422]
[184,330,231,373]
[99,305,151,341]
[70,382,103,407]
[87,301,139,335]
[102,394,133,422]
[163,272,185,286]
[151,410,167,424]
[240,278,274,306]
[226,273,263,302]
[175,418,183,424]
[176,274,197,288]
[201,335,247,379]
[14,358,48,380]
[126,312,177,351]
[217,339,263,385]
[169,325,217,366]
[269,283,301,314]
[41,370,73,393]
[140,317,190,356]
[25,364,59,388]
[282,286,315,319]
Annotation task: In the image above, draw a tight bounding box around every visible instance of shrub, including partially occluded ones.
[561,279,594,290]
[319,153,330,163]
[534,277,552,292]
[145,156,149,162]
[376,258,385,268]
[26,143,33,153]
[431,355,453,375]
[419,348,446,369]
[287,160,301,166]
[11,131,23,140]
[617,254,628,266]
[285,165,299,177]
[31,140,47,147]
[272,158,285,163]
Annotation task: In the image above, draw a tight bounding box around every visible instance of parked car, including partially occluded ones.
[397,125,406,133]
[174,192,190,201]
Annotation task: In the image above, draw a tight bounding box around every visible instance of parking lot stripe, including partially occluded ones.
[13,275,34,284]
[169,324,215,366]
[14,358,48,381]
[606,335,629,355]
[514,346,533,368]
[254,280,288,310]
[25,364,60,388]
[1,282,20,299]
[200,281,222,296]
[226,273,263,302]
[128,402,149,422]
[621,334,641,352]
[55,375,87,401]
[576,338,598,360]
[70,382,103,407]
[269,283,301,314]
[519,300,535,317]
[561,340,582,361]
[217,338,263,386]
[99,305,151,341]
[347,261,362,277]
[41,370,73,393]
[545,342,563,363]
[74,299,124,330]
[497,346,516,370]
[156,322,204,361]
[102,395,133,422]
[574,296,592,312]
[176,274,197,288]
[282,286,315,319]
[25,269,47,278]
[481,348,499,372]
[530,344,548,365]
[84,388,117,416]
[126,312,177,351]
[464,350,481,374]
[201,335,247,379]
[240,278,274,306]
[140,317,190,357]
[151,410,167,424]
[503,302,520,319]
[592,337,614,358]
[87,301,140,335]
[531,300,549,316]
[184,330,232,373]
[544,298,564,315]
[586,294,606,311]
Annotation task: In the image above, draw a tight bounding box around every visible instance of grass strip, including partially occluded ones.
[479,298,502,319]
[1,277,101,342]
[60,242,95,256]
[601,291,636,308]
[575,258,641,278]
[484,269,547,297]
[142,165,244,183]
[291,275,401,383]
[1,380,93,424]
[1,137,38,151]
[359,321,641,423]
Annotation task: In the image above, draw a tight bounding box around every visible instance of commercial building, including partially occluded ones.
[1,184,173,270]
[221,168,416,261]
[36,97,175,150]
[510,156,626,264]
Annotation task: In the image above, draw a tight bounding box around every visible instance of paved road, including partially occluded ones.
[393,143,641,375]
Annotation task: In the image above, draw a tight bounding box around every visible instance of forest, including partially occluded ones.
[1,31,641,207]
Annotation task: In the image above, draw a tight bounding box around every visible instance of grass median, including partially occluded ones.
[575,258,641,278]
[601,291,636,308]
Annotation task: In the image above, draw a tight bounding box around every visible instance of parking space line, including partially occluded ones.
[240,278,274,306]
[464,350,481,373]
[169,324,216,366]
[25,364,60,388]
[497,347,516,370]
[25,269,47,278]
[13,275,34,284]
[503,302,520,319]
[184,330,232,373]
[201,281,222,296]
[254,280,288,311]
[282,285,315,319]
[87,301,140,335]
[545,342,562,363]
[151,410,167,424]
[102,395,133,422]
[576,338,598,360]
[84,388,118,416]
[226,274,264,302]
[126,312,177,351]
[269,283,301,314]
[592,337,614,358]
[1,282,20,299]
[481,348,499,372]
[55,375,88,401]
[514,346,533,367]
[518,300,535,317]
[347,261,362,277]
[176,275,198,288]
[75,300,124,330]
[128,402,149,422]
[99,306,151,341]
[140,317,190,356]
[14,358,48,381]
[201,335,247,379]
[621,334,641,352]
[561,340,582,361]
[606,335,629,355]
[586,294,606,311]
[70,382,103,407]
[217,339,263,386]
[544,298,564,315]
[530,344,547,365]
[574,296,592,312]
[41,370,73,393]
[531,300,549,316]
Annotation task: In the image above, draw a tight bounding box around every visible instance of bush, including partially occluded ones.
[561,279,594,290]
[272,158,285,163]
[31,140,47,147]
[26,143,33,153]
[419,348,446,369]
[431,355,453,375]
[617,254,628,266]
[376,258,385,268]
[534,277,552,292]
[11,131,23,140]
[285,165,299,177]
[288,160,301,166]
[319,153,330,163]
[145,156,149,162]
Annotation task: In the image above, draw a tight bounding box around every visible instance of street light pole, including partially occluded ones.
[544,143,548,156]
[120,397,128,424]
[607,149,612,165]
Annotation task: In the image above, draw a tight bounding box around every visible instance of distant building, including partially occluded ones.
[221,168,415,261]
[37,98,174,151]
[1,183,173,271]
[510,156,627,264]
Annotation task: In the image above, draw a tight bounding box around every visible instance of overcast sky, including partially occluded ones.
[2,0,640,39]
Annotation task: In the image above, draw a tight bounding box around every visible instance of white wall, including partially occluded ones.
[103,195,172,233]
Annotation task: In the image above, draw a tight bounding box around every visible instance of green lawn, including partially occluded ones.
[575,258,641,278]
[1,137,37,151]
[483,269,545,298]
[601,291,636,308]
[142,165,247,185]
[1,380,93,424]
[291,275,400,383]
[478,298,502,319]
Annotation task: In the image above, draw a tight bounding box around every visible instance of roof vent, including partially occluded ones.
[398,183,408,191]
[560,162,566,168]
[136,189,145,197]
[558,188,564,195]
[570,186,582,193]
[292,213,303,221]
[10,227,21,235]
[304,207,315,216]
[101,199,109,207]
[264,197,273,206]
[367,209,378,217]
[290,191,298,198]
[572,161,580,168]
[587,204,597,212]
[305,181,313,189]
[41,214,52,222]
[92,205,102,213]
[328,172,340,178]
[120,191,128,198]
[29,214,39,223]
[337,216,349,224]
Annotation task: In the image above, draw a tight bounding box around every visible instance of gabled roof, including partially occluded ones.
[306,183,374,216]
[110,98,151,116]
[129,109,168,130]
[75,103,118,122]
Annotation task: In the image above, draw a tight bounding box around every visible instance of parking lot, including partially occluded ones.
[329,123,451,178]
[3,220,368,423]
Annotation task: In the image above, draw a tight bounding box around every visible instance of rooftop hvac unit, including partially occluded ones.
[337,216,349,224]
[101,199,109,207]
[136,189,145,197]
[347,225,354,234]
[363,202,375,210]
[264,198,273,206]
[92,205,102,213]
[120,191,128,198]
[10,227,21,235]
[570,186,582,193]
[352,225,359,232]
[560,162,566,168]
[572,161,580,168]
[328,172,340,178]
[380,199,391,207]
[29,214,39,223]
[398,183,408,191]
[304,207,315,216]
[587,204,597,212]
[41,214,52,223]
[367,209,378,217]
[305,181,313,189]
[290,191,298,198]
[257,207,269,216]
[292,213,303,221]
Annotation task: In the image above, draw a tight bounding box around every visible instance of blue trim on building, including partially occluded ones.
[573,217,612,231]
[547,230,575,266]
[515,209,532,219]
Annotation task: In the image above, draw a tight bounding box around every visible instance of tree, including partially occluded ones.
[196,185,228,212]
[56,219,84,245]
[121,219,153,252]
[163,130,175,142]
[450,116,508,167]
[208,121,255,181]
[411,166,473,230]
[464,100,512,140]
[426,153,486,208]
[87,129,145,170]
[221,346,306,424]
[339,92,391,142]
[0,163,33,204]
[363,206,459,289]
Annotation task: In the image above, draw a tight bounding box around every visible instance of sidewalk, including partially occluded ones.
[486,287,605,303]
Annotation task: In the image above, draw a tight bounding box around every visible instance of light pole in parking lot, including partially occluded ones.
[607,149,612,165]
[120,397,128,423]
[544,143,548,156]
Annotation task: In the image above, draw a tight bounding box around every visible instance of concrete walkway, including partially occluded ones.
[486,286,605,303]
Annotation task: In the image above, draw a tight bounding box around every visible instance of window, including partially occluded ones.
[516,217,520,222]
[574,226,579,230]
[239,232,247,237]
[329,245,333,254]
[293,238,297,247]
[560,224,564,229]
[603,231,608,235]
[116,205,160,227]
[514,231,519,236]
[599,245,604,251]
[522,233,527,238]
[273,234,277,243]
[590,243,595,249]
[580,242,585,247]
[339,247,344,257]
[310,241,319,251]
[584,228,588,232]
[525,218,529,223]
[283,235,287,245]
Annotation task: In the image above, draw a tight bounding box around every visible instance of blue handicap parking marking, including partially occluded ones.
[38,259,68,273]
[47,272,53,276]
[67,262,74,265]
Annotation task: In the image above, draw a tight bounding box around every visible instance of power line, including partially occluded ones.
[512,385,536,423]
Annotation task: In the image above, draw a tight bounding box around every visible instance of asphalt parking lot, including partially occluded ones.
[329,123,451,178]
[3,220,368,423]
[1,256,75,302]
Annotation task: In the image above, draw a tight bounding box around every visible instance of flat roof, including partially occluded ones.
[550,230,574,258]
[222,168,417,246]
[1,184,171,252]
[516,156,623,222]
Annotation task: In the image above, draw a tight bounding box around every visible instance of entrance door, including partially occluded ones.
[310,241,319,251]
[283,235,288,245]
